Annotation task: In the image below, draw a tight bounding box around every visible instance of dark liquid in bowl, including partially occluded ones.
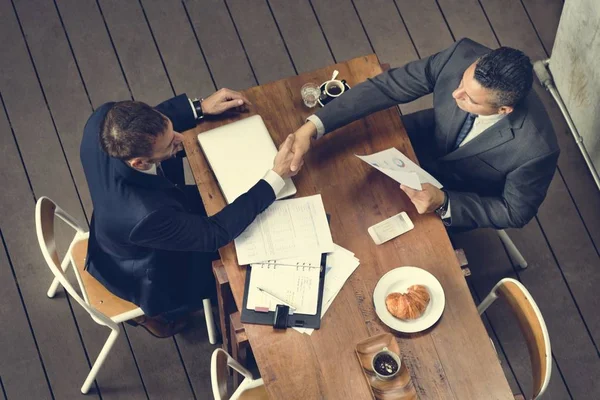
[373,354,399,376]
[327,85,342,95]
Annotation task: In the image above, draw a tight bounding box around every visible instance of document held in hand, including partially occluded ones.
[356,148,442,190]
[234,194,335,265]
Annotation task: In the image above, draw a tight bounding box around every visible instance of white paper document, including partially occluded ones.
[356,148,442,190]
[294,244,360,335]
[246,254,322,315]
[234,195,334,265]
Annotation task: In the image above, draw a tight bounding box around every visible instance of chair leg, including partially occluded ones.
[81,327,120,394]
[203,298,217,345]
[47,257,71,298]
[497,230,528,269]
[477,291,498,315]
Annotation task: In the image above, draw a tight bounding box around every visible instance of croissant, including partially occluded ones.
[385,285,431,320]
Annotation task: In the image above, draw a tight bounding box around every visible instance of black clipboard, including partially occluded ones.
[240,252,327,329]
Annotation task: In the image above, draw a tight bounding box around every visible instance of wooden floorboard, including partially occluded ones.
[0,1,103,397]
[436,0,497,49]
[184,0,256,91]
[11,0,93,218]
[0,141,51,399]
[140,0,214,99]
[227,0,295,84]
[98,0,173,105]
[521,0,564,55]
[2,0,598,398]
[54,0,132,105]
[267,0,334,74]
[311,0,373,63]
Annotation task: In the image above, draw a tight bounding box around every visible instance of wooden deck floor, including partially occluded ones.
[1,0,598,399]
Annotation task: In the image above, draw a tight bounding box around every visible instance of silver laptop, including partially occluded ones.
[197,115,297,204]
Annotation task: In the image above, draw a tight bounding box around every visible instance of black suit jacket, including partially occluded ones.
[80,94,275,316]
[315,38,559,229]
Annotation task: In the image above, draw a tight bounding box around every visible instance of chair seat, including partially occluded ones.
[71,239,139,319]
[238,385,269,400]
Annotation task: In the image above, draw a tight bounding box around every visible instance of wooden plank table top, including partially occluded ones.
[183,54,513,400]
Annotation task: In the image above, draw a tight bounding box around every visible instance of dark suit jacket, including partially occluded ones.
[315,38,559,230]
[80,94,275,316]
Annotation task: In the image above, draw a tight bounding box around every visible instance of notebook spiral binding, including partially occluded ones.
[258,261,321,271]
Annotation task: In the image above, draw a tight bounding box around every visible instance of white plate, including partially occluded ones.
[373,266,445,333]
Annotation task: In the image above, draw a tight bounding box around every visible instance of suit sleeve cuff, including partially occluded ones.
[188,98,198,120]
[306,115,326,139]
[262,169,286,196]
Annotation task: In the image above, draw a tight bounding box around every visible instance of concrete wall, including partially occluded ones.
[549,0,600,175]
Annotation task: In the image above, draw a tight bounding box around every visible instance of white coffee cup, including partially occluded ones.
[324,79,345,98]
[371,347,402,380]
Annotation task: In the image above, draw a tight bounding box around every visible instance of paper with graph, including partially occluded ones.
[356,148,442,190]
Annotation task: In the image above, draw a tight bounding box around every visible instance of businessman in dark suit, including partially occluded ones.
[81,89,299,337]
[290,38,559,230]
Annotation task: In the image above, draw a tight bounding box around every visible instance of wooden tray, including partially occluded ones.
[355,333,417,400]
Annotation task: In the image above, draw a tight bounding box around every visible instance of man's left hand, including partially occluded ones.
[400,183,445,214]
[201,88,252,115]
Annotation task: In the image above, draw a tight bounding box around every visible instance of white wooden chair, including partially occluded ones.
[497,230,528,269]
[478,278,552,400]
[35,196,217,394]
[211,348,268,400]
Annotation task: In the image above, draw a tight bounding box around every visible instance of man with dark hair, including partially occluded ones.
[289,38,559,230]
[81,89,299,337]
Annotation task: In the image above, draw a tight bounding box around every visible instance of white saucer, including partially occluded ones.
[373,266,445,333]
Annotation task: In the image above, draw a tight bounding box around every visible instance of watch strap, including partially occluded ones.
[191,98,204,121]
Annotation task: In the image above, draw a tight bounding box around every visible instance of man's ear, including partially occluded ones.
[498,105,514,115]
[128,157,153,171]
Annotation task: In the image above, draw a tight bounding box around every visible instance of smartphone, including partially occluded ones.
[368,212,414,245]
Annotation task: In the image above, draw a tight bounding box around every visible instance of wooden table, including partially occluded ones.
[183,55,513,400]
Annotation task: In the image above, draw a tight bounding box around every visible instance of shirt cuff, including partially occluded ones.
[441,199,451,226]
[306,115,326,139]
[262,169,286,196]
[188,98,198,120]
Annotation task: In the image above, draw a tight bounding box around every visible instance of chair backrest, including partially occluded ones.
[485,278,552,399]
[35,196,114,327]
[211,348,260,400]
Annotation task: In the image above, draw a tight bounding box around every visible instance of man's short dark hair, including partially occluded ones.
[474,47,533,107]
[100,101,168,160]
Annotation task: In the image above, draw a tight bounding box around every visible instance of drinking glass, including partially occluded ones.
[301,82,321,108]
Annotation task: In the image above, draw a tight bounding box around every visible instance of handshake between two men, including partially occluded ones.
[278,121,447,218]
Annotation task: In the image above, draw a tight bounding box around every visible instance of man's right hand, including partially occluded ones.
[273,134,302,179]
[290,122,317,172]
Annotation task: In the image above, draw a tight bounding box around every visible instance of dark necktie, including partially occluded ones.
[453,113,477,150]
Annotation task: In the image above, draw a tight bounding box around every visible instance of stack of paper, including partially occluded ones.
[237,194,335,316]
[234,194,334,265]
[294,244,361,335]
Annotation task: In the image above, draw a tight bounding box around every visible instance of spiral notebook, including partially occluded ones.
[246,255,322,315]
[241,253,327,329]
